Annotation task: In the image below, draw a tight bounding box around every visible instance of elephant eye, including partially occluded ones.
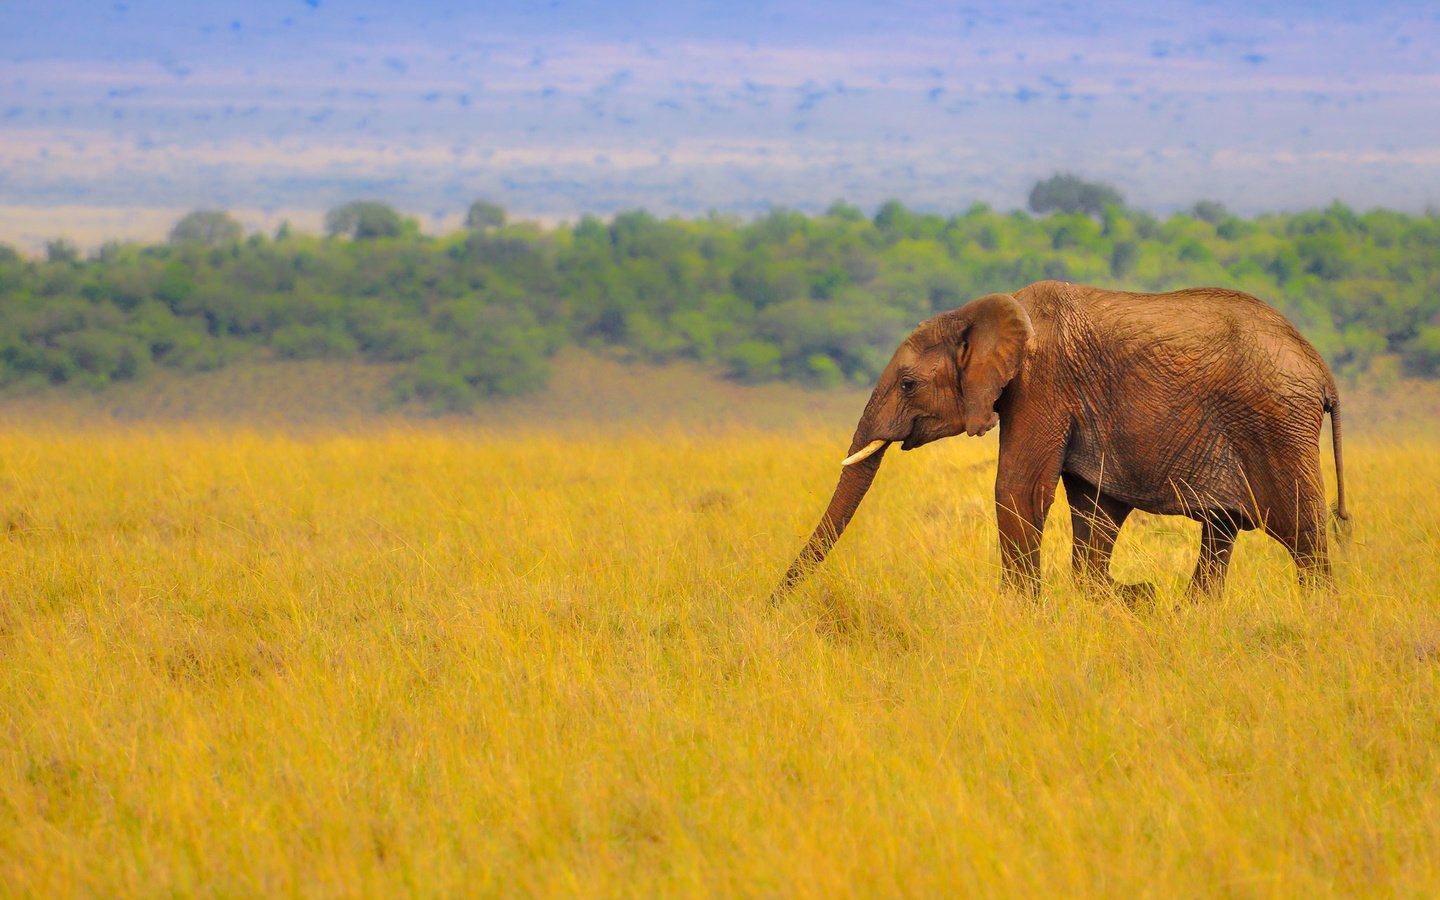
[899,376,918,395]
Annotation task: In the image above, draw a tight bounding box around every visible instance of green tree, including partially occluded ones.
[1110,241,1140,278]
[1028,173,1125,218]
[46,239,80,264]
[1190,200,1228,224]
[825,200,866,222]
[170,210,243,246]
[874,200,916,239]
[326,201,404,240]
[465,200,507,231]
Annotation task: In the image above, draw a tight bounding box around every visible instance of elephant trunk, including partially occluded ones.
[770,433,889,602]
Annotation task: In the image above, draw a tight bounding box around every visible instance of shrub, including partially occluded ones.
[271,324,359,360]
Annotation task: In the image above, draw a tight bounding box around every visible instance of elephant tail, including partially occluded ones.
[1325,395,1351,539]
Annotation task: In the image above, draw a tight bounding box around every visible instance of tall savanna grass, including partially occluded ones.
[2,423,1438,895]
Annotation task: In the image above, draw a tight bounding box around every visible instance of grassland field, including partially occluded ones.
[2,353,1440,896]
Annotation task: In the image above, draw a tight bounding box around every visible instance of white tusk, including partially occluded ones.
[841,439,887,467]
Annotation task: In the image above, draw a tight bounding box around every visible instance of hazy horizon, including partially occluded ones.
[4,0,1439,251]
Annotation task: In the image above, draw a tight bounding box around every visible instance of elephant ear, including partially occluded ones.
[950,293,1033,436]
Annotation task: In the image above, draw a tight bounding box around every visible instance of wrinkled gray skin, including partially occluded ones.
[773,280,1349,601]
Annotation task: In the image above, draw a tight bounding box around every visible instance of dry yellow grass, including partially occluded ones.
[1,420,1439,896]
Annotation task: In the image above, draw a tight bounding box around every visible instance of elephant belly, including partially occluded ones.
[1062,417,1254,519]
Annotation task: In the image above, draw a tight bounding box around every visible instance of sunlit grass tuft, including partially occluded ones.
[1,424,1438,894]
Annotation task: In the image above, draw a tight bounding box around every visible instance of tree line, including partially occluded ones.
[3,179,1439,410]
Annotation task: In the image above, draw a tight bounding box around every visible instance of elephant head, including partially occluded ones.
[771,293,1033,599]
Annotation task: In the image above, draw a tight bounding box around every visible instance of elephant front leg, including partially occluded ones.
[993,413,1070,597]
[995,471,1061,597]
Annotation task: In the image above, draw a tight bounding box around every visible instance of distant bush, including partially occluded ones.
[53,329,151,386]
[1403,327,1440,376]
[723,340,783,382]
[271,324,359,360]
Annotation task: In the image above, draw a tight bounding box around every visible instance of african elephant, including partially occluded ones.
[774,280,1348,600]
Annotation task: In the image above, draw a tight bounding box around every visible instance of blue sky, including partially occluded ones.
[2,1,1438,245]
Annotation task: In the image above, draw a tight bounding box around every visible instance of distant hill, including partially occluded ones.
[3,200,1439,418]
[0,350,867,431]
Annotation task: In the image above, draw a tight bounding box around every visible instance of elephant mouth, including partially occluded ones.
[899,417,932,451]
[840,419,932,465]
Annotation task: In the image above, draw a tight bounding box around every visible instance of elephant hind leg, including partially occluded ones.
[1254,466,1333,591]
[1187,511,1241,599]
[1283,515,1333,590]
[1063,473,1152,601]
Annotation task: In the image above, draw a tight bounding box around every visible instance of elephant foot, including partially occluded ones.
[1001,570,1043,600]
[1113,581,1158,608]
[1079,575,1156,607]
[1183,581,1223,603]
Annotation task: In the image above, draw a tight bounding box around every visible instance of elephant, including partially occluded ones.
[773,280,1349,601]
